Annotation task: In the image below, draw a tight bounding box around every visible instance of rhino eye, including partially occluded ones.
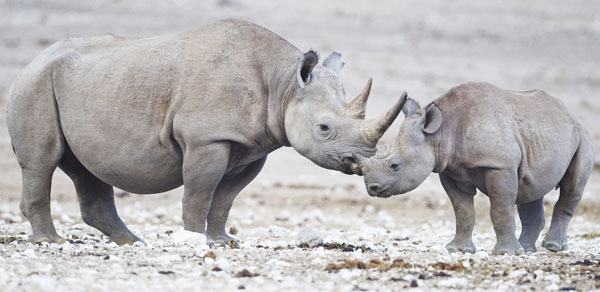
[318,123,331,133]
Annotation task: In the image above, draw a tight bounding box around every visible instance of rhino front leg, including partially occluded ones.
[440,174,477,253]
[181,142,230,246]
[207,157,267,248]
[517,198,545,252]
[485,169,524,255]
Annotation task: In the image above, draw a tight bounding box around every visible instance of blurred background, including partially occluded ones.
[1,0,599,237]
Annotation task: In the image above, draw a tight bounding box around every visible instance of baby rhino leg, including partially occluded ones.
[517,198,545,252]
[543,134,593,252]
[485,169,524,255]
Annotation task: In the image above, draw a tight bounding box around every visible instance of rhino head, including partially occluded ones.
[284,51,407,174]
[348,98,443,196]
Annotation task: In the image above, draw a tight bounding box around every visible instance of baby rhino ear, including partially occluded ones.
[417,104,442,134]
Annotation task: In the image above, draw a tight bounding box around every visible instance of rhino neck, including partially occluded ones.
[262,55,300,148]
[427,122,454,174]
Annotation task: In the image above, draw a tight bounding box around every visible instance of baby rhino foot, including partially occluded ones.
[518,240,537,253]
[210,233,240,248]
[542,237,568,252]
[446,240,476,254]
[492,240,524,255]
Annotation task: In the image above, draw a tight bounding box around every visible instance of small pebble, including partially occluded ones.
[295,229,323,248]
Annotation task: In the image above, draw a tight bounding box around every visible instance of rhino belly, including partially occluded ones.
[62,123,184,194]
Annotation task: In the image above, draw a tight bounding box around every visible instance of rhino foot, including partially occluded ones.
[108,232,144,246]
[31,234,67,244]
[445,240,476,254]
[492,240,524,255]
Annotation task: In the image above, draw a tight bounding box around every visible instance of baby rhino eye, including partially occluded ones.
[319,124,330,132]
[388,158,402,171]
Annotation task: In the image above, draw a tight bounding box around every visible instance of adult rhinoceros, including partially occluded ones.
[6,19,406,246]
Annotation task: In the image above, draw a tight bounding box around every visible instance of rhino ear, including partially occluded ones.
[296,50,319,88]
[402,98,421,117]
[323,52,344,74]
[416,104,442,134]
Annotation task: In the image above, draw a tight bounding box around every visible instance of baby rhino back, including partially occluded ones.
[439,82,582,202]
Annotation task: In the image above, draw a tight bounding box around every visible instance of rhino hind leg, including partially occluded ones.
[59,144,141,245]
[20,169,66,244]
[207,157,267,248]
[517,198,545,252]
[8,70,66,244]
[543,133,594,252]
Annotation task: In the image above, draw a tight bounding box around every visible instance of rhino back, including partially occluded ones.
[436,82,581,200]
[37,19,298,193]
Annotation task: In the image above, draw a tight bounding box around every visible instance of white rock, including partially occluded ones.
[533,270,544,280]
[437,278,468,288]
[171,229,208,247]
[545,284,559,291]
[267,270,283,282]
[204,257,215,265]
[310,257,324,266]
[473,251,489,260]
[266,259,291,267]
[509,269,527,279]
[545,274,560,283]
[0,267,8,286]
[295,229,323,248]
[22,249,35,257]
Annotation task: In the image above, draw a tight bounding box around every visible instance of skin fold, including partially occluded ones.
[6,19,406,246]
[354,82,595,255]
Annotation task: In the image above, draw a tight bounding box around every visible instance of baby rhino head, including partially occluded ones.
[350,99,443,197]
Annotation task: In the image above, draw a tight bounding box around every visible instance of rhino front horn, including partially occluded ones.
[345,78,372,119]
[362,91,408,145]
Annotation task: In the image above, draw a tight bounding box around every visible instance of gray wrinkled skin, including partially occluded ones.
[354,82,595,255]
[6,19,405,246]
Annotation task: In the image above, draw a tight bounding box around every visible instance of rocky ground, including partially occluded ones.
[1,0,600,291]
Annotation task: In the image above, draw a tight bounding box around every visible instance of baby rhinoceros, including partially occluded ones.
[351,82,595,255]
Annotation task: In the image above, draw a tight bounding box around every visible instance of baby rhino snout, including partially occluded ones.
[366,183,390,197]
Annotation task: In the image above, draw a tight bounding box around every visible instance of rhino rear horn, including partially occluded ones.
[362,91,408,145]
[297,50,319,88]
[344,78,372,119]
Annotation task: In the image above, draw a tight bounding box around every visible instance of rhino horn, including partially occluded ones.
[362,91,408,145]
[345,78,372,119]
